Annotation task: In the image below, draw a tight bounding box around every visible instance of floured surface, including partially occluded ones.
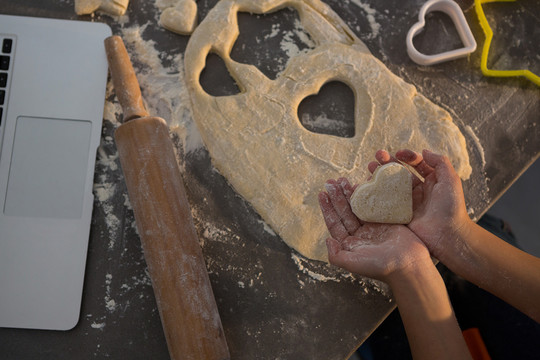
[184,0,471,262]
[89,17,398,357]
[4,0,536,359]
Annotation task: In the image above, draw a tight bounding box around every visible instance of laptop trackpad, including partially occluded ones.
[4,116,92,219]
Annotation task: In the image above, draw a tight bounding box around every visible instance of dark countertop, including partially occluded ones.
[0,0,538,359]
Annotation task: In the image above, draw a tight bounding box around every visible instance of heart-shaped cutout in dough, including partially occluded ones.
[350,163,413,224]
[298,81,355,138]
[406,0,477,65]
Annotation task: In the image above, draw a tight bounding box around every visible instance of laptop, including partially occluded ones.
[0,15,110,330]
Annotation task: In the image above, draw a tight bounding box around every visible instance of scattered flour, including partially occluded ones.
[123,193,133,209]
[104,273,117,312]
[278,18,316,75]
[251,15,317,76]
[102,89,122,126]
[265,23,281,40]
[91,322,106,329]
[465,125,486,168]
[348,0,381,39]
[291,253,340,283]
[96,146,119,171]
[202,221,241,245]
[291,252,391,298]
[93,173,121,249]
[94,82,123,250]
[301,113,349,133]
[94,181,116,203]
[120,24,202,154]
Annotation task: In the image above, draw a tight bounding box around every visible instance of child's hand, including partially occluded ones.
[319,179,431,283]
[320,176,475,360]
[369,149,473,261]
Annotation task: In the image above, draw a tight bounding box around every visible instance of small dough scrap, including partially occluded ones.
[160,0,198,35]
[350,163,413,224]
[75,0,129,16]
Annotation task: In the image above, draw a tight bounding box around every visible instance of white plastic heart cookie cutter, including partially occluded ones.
[406,0,477,65]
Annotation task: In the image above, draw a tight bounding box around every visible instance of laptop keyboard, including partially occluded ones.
[1,36,14,128]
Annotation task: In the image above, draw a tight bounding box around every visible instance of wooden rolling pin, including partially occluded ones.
[104,35,230,360]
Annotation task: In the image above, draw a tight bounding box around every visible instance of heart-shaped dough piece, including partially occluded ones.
[350,163,413,224]
[160,0,198,35]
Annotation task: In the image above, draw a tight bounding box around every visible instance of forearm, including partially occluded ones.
[389,261,471,360]
[443,220,540,322]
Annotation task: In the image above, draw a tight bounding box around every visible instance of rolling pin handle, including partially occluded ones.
[104,35,149,121]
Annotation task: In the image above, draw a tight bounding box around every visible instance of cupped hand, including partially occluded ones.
[369,149,473,261]
[319,179,431,283]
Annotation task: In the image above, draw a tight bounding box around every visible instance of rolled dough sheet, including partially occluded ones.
[184,0,471,262]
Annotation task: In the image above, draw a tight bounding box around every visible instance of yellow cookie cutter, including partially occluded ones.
[475,0,540,86]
